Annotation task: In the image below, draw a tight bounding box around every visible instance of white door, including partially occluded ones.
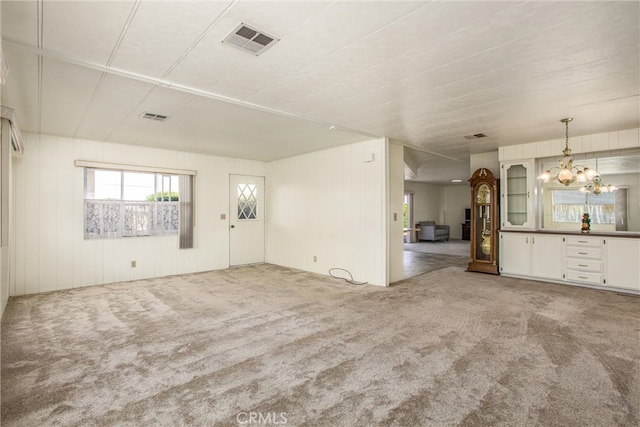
[229,175,265,266]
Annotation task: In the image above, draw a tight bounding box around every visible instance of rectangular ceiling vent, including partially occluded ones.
[464,133,487,140]
[140,112,169,122]
[222,23,279,56]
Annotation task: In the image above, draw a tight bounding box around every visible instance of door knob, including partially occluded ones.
[230,225,235,228]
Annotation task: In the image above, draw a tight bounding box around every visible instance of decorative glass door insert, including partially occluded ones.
[237,183,257,220]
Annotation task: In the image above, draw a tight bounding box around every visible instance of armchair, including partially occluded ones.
[417,221,450,242]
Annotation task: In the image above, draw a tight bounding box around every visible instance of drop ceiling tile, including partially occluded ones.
[107,87,198,144]
[245,2,516,107]
[41,58,104,138]
[1,0,38,44]
[109,1,233,78]
[205,1,425,100]
[165,0,332,92]
[134,96,367,161]
[75,74,155,141]
[43,1,137,64]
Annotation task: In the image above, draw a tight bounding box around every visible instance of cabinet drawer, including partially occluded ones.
[566,246,602,259]
[566,258,602,272]
[566,270,603,285]
[565,236,602,248]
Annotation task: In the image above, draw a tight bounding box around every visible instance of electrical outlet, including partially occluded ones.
[313,256,317,262]
[131,261,136,268]
[220,214,226,220]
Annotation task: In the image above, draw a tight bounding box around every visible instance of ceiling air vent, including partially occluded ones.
[140,112,169,122]
[222,23,279,56]
[464,133,487,140]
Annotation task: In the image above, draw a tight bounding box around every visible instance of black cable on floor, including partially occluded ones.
[329,268,368,285]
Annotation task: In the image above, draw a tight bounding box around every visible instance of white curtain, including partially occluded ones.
[552,204,615,224]
[85,201,179,239]
[179,175,194,249]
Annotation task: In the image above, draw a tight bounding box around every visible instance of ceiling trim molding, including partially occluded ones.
[3,38,381,141]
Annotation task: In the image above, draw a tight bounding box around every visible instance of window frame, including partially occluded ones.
[83,167,181,240]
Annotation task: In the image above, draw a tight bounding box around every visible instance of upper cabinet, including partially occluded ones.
[500,160,534,230]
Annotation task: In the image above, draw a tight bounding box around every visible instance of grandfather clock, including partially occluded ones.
[468,168,499,274]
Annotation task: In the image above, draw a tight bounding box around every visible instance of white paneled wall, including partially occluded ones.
[470,151,499,176]
[11,133,265,295]
[267,138,388,286]
[1,119,11,316]
[498,128,640,161]
[388,142,404,283]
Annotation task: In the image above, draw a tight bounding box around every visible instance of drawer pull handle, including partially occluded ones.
[578,276,589,279]
[578,252,588,255]
[578,240,588,243]
[578,264,588,267]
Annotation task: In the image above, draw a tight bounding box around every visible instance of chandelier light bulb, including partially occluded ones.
[538,170,551,182]
[585,167,598,180]
[558,168,574,185]
[576,170,586,183]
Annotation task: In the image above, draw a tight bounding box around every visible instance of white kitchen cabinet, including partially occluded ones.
[563,236,604,286]
[531,234,563,280]
[500,160,535,230]
[499,232,530,276]
[604,238,640,291]
[500,232,562,280]
[499,231,639,294]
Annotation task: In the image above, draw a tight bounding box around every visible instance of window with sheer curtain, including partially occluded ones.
[551,190,615,224]
[84,168,181,239]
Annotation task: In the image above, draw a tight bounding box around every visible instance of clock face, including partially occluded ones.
[476,183,491,204]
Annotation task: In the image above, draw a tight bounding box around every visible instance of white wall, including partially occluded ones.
[0,118,10,317]
[267,138,388,286]
[11,133,265,295]
[470,151,499,177]
[442,185,469,240]
[404,181,444,226]
[388,142,404,283]
[498,128,639,161]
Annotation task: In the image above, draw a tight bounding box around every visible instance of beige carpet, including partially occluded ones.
[403,251,468,279]
[2,264,639,426]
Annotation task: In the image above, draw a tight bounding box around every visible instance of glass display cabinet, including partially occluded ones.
[500,160,534,229]
[468,168,499,274]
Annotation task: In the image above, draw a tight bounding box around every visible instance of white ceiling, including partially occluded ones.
[1,1,638,184]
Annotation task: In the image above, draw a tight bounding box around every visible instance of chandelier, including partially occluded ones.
[537,118,598,186]
[579,159,617,194]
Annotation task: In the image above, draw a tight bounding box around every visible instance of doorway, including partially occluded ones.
[403,191,414,243]
[229,174,265,266]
